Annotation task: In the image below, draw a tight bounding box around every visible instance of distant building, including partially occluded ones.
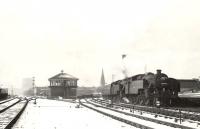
[35,87,50,97]
[48,70,78,99]
[100,69,105,86]
[77,87,97,96]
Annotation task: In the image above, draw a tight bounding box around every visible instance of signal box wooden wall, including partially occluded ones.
[48,70,78,99]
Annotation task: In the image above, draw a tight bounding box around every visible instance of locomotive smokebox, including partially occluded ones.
[156,69,162,75]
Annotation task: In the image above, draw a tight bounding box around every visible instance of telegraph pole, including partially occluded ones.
[32,77,35,95]
[11,85,14,97]
[32,77,36,104]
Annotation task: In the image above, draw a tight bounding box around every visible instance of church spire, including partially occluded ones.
[100,69,105,86]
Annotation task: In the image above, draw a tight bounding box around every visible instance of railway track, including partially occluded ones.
[94,98,200,122]
[85,98,200,129]
[0,98,21,113]
[0,98,29,129]
[0,98,15,105]
[80,99,182,129]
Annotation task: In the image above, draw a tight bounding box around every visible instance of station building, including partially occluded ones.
[48,70,78,99]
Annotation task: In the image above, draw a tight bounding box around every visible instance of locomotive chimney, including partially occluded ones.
[156,69,161,75]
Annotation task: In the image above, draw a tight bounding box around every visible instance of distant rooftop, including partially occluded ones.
[48,70,78,80]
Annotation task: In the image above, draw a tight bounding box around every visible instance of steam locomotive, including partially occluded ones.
[98,70,180,107]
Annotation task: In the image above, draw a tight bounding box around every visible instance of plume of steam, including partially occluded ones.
[122,68,128,78]
[122,54,128,78]
[122,54,126,59]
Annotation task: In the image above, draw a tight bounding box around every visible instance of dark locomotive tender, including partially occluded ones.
[99,70,180,107]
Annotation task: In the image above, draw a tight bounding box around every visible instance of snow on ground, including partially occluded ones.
[13,99,137,129]
[0,98,13,103]
[89,99,200,129]
[0,98,20,110]
[84,101,178,129]
[0,101,26,129]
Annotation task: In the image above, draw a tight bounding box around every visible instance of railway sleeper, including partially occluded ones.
[81,99,154,129]
[91,99,197,129]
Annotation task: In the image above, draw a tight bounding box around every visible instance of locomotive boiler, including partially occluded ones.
[109,70,180,107]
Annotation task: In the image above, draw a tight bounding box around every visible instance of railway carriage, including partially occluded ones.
[0,88,8,100]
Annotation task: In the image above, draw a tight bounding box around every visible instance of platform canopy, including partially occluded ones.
[48,70,78,81]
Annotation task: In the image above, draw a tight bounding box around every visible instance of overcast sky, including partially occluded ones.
[0,0,200,88]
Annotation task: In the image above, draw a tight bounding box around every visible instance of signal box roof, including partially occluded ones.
[48,70,78,80]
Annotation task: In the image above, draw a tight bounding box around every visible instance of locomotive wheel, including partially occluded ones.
[145,99,150,105]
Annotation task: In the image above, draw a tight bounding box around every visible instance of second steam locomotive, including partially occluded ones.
[98,70,180,107]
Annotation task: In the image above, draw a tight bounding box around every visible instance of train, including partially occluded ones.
[0,88,8,100]
[98,69,181,107]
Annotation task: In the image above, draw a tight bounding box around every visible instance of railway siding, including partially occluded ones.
[0,98,15,105]
[95,98,200,122]
[90,98,199,129]
[80,99,185,129]
[0,98,21,113]
[80,99,153,129]
[0,98,28,129]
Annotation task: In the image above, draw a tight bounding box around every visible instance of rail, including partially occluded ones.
[4,99,29,129]
[0,99,21,113]
[79,99,154,129]
[91,98,200,129]
[94,98,200,122]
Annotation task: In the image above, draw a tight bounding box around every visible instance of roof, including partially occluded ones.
[49,71,78,80]
[178,79,199,82]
